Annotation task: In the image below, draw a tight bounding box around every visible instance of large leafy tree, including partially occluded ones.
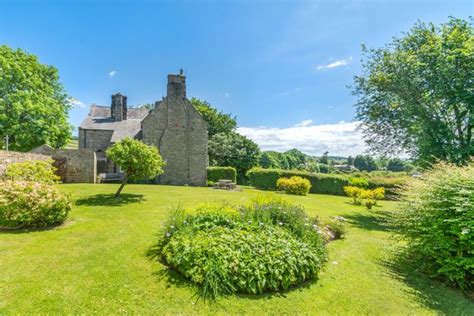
[353,18,473,165]
[106,138,165,198]
[0,45,72,151]
[191,98,237,137]
[208,132,260,183]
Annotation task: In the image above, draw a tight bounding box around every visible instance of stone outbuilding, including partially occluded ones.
[78,72,208,186]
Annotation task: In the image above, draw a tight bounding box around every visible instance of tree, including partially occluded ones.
[354,155,378,172]
[353,17,473,165]
[191,98,237,137]
[387,158,406,172]
[259,152,281,169]
[347,156,354,166]
[106,138,165,198]
[284,149,307,169]
[208,132,260,183]
[319,151,329,165]
[0,45,72,151]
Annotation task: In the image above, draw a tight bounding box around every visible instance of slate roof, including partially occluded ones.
[79,105,150,142]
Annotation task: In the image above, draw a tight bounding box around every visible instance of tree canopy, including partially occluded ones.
[353,17,473,165]
[208,132,260,183]
[106,137,165,198]
[191,97,237,137]
[0,45,72,151]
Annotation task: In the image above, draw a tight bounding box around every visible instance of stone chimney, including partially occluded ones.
[111,93,127,121]
[167,69,186,100]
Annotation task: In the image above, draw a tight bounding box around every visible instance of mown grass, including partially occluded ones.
[0,184,472,314]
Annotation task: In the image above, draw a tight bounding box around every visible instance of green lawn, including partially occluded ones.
[1,184,472,314]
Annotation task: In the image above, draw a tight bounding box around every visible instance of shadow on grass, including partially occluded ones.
[380,250,474,315]
[0,221,68,234]
[75,193,145,206]
[344,210,396,232]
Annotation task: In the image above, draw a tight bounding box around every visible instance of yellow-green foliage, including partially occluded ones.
[4,160,60,184]
[392,162,474,289]
[0,180,71,228]
[344,186,385,209]
[277,176,311,195]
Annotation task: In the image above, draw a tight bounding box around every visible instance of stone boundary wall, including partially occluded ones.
[0,149,97,183]
[53,149,97,183]
[0,150,51,175]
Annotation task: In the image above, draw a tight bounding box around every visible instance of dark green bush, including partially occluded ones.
[247,167,405,198]
[391,162,474,290]
[151,196,327,299]
[247,168,350,196]
[207,166,237,183]
[0,180,71,229]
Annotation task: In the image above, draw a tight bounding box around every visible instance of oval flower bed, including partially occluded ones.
[150,196,332,299]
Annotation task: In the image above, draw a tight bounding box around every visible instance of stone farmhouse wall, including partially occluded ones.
[79,129,114,173]
[141,74,208,186]
[0,150,51,175]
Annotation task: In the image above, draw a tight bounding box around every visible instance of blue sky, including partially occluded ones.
[0,0,471,155]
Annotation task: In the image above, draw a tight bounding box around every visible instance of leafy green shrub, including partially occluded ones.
[391,162,474,290]
[239,195,326,249]
[207,166,237,183]
[277,176,311,195]
[324,217,346,240]
[151,196,327,299]
[4,160,60,183]
[0,180,71,229]
[247,168,350,196]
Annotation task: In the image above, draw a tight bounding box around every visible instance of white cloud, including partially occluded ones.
[317,57,352,70]
[109,70,116,77]
[67,97,86,109]
[237,120,367,157]
[225,92,230,97]
[295,119,313,127]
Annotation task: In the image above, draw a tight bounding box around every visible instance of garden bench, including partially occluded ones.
[214,179,237,190]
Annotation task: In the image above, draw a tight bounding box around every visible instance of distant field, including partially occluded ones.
[65,139,78,149]
[0,185,472,314]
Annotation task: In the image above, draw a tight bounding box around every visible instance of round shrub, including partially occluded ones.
[151,196,327,299]
[0,180,71,229]
[162,225,323,299]
[4,160,60,183]
[277,176,311,195]
[392,162,474,290]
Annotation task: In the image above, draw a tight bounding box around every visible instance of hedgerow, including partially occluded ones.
[150,196,328,299]
[207,166,237,183]
[247,168,406,199]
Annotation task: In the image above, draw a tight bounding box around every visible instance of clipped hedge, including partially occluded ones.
[207,166,237,183]
[247,168,350,196]
[247,168,407,198]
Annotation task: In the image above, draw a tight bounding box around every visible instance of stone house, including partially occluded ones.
[78,72,208,186]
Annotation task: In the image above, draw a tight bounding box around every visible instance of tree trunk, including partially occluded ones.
[115,177,128,199]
